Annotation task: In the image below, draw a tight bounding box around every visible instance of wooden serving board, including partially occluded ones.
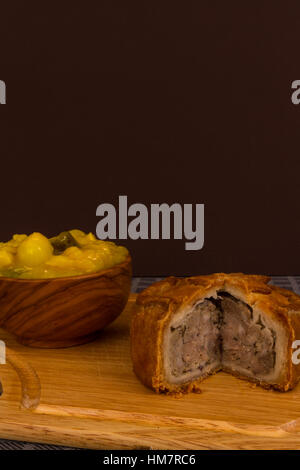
[1,294,300,450]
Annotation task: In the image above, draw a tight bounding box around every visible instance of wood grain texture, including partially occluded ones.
[0,256,132,347]
[1,294,300,449]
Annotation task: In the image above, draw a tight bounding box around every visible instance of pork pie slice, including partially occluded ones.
[130,273,300,394]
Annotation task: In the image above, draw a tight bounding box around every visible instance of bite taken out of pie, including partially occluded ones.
[130,273,300,394]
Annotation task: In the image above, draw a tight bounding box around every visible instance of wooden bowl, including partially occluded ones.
[0,255,132,348]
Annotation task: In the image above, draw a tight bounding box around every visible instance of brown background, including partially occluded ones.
[0,2,299,276]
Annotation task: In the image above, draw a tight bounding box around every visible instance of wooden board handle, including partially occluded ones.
[5,347,41,409]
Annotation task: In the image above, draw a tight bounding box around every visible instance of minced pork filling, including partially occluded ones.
[168,292,276,380]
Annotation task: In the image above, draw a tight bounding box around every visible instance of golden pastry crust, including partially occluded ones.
[130,274,300,394]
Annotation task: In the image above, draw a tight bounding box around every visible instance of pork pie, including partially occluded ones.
[130,273,300,393]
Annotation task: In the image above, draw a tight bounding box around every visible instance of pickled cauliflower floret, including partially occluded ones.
[0,230,129,279]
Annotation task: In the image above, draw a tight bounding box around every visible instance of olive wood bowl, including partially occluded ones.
[0,255,132,348]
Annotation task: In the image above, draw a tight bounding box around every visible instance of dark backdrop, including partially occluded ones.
[0,2,299,276]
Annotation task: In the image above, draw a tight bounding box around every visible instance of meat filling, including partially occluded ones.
[220,292,276,377]
[169,300,221,378]
[167,292,277,383]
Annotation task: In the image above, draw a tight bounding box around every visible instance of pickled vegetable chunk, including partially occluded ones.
[50,231,79,255]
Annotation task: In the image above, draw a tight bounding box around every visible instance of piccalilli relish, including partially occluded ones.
[0,230,128,279]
